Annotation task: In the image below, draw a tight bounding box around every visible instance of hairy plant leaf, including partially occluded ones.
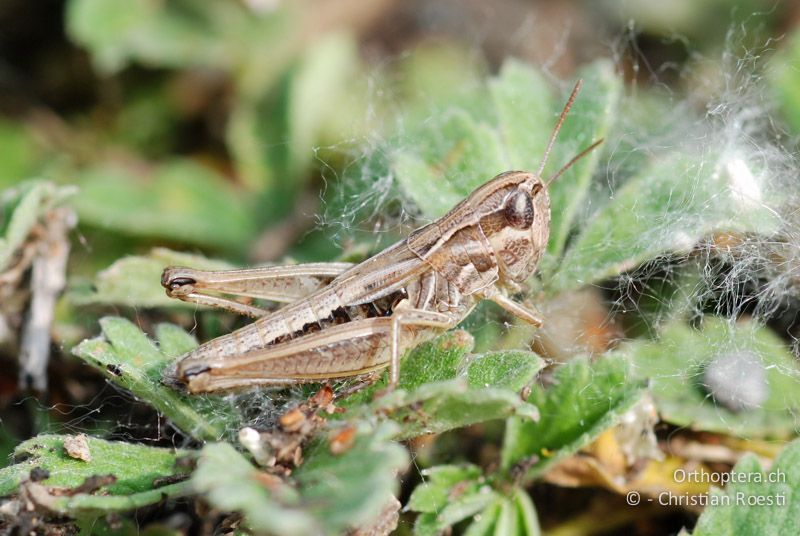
[191,442,310,534]
[624,317,800,438]
[410,470,540,536]
[339,330,476,409]
[544,60,620,259]
[550,149,781,292]
[501,355,644,482]
[489,59,553,172]
[463,498,503,536]
[409,464,499,536]
[465,350,544,393]
[408,465,485,513]
[393,107,506,218]
[491,489,541,536]
[72,160,256,251]
[342,332,543,440]
[0,181,75,272]
[192,423,407,536]
[692,438,800,535]
[0,434,190,502]
[72,317,238,441]
[69,247,235,307]
[376,379,540,441]
[769,30,800,136]
[292,423,407,532]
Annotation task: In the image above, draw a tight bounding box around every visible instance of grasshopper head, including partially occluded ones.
[477,171,551,283]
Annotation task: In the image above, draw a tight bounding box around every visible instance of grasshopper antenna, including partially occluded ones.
[536,79,583,178]
[545,138,604,187]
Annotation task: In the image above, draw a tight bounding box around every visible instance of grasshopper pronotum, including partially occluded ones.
[162,80,601,393]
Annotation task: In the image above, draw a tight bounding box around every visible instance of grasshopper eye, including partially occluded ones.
[168,277,196,289]
[504,191,534,229]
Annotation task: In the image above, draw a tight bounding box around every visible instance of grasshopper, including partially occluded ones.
[162,80,601,393]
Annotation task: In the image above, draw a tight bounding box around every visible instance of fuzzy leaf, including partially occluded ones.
[624,317,800,438]
[339,331,476,408]
[545,60,620,258]
[490,59,620,260]
[550,149,781,292]
[489,59,553,172]
[69,247,235,307]
[0,434,190,501]
[371,377,540,441]
[192,424,407,536]
[343,333,543,440]
[292,423,407,532]
[393,107,506,218]
[491,489,541,536]
[769,31,800,135]
[463,499,502,536]
[409,464,499,536]
[72,317,238,441]
[412,478,539,536]
[501,355,644,482]
[465,350,544,392]
[692,438,800,536]
[72,160,256,251]
[408,464,485,513]
[191,442,310,534]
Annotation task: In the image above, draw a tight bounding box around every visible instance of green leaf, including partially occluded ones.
[392,57,620,252]
[72,160,256,251]
[409,464,499,536]
[463,499,502,536]
[408,464,485,513]
[512,488,541,536]
[192,423,407,536]
[339,330,476,408]
[0,119,40,189]
[624,317,800,438]
[191,442,310,534]
[65,0,244,74]
[407,476,541,536]
[69,247,235,307]
[545,60,620,259]
[0,434,190,503]
[343,333,543,440]
[72,317,238,441]
[501,355,644,482]
[489,59,553,172]
[692,438,800,536]
[550,149,781,292]
[465,350,544,392]
[393,107,506,218]
[292,423,407,532]
[228,33,357,201]
[0,181,75,272]
[769,31,800,135]
[376,379,540,441]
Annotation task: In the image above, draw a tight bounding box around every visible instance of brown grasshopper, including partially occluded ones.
[162,80,601,393]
